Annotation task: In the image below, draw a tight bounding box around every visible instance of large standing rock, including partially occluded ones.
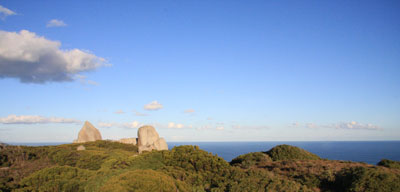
[73,121,102,143]
[137,125,168,153]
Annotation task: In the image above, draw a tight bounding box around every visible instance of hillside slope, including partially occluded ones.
[1,141,399,192]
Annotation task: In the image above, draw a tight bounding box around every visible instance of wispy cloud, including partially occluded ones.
[114,110,125,114]
[184,109,195,113]
[232,124,269,130]
[305,123,318,129]
[134,110,148,116]
[0,30,107,83]
[46,19,67,27]
[0,114,80,124]
[168,122,184,129]
[304,121,383,131]
[291,122,300,127]
[75,75,99,86]
[332,121,382,130]
[143,101,163,111]
[196,124,226,131]
[0,5,16,20]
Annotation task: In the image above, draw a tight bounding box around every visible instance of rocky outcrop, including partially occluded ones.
[73,121,102,143]
[117,138,137,145]
[137,125,168,153]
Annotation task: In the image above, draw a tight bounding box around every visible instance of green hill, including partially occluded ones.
[1,141,399,192]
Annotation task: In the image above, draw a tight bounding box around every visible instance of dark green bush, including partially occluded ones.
[230,152,272,168]
[377,159,400,169]
[162,145,230,190]
[266,145,321,161]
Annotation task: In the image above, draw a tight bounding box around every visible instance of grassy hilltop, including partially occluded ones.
[1,141,399,192]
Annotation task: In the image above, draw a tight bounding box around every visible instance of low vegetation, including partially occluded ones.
[377,159,400,169]
[266,144,321,161]
[0,141,399,192]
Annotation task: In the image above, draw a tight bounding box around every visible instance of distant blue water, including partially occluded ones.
[6,141,400,165]
[169,141,400,165]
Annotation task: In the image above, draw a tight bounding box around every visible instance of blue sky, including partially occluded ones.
[0,0,399,142]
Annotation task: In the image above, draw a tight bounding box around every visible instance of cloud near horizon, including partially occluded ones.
[143,101,163,111]
[0,114,81,124]
[46,19,67,27]
[0,5,16,19]
[232,124,269,130]
[304,121,383,131]
[168,122,184,129]
[0,30,107,83]
[333,121,382,130]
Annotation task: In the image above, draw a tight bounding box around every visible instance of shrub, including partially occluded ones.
[230,152,272,168]
[162,145,230,190]
[266,145,320,161]
[377,159,400,169]
[226,167,312,192]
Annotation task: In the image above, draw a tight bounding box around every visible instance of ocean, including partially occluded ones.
[7,141,400,165]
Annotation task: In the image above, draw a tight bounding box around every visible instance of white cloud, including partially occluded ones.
[168,122,184,129]
[0,5,16,19]
[184,109,195,113]
[114,110,125,114]
[0,114,80,124]
[143,101,163,111]
[46,19,67,27]
[0,30,107,83]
